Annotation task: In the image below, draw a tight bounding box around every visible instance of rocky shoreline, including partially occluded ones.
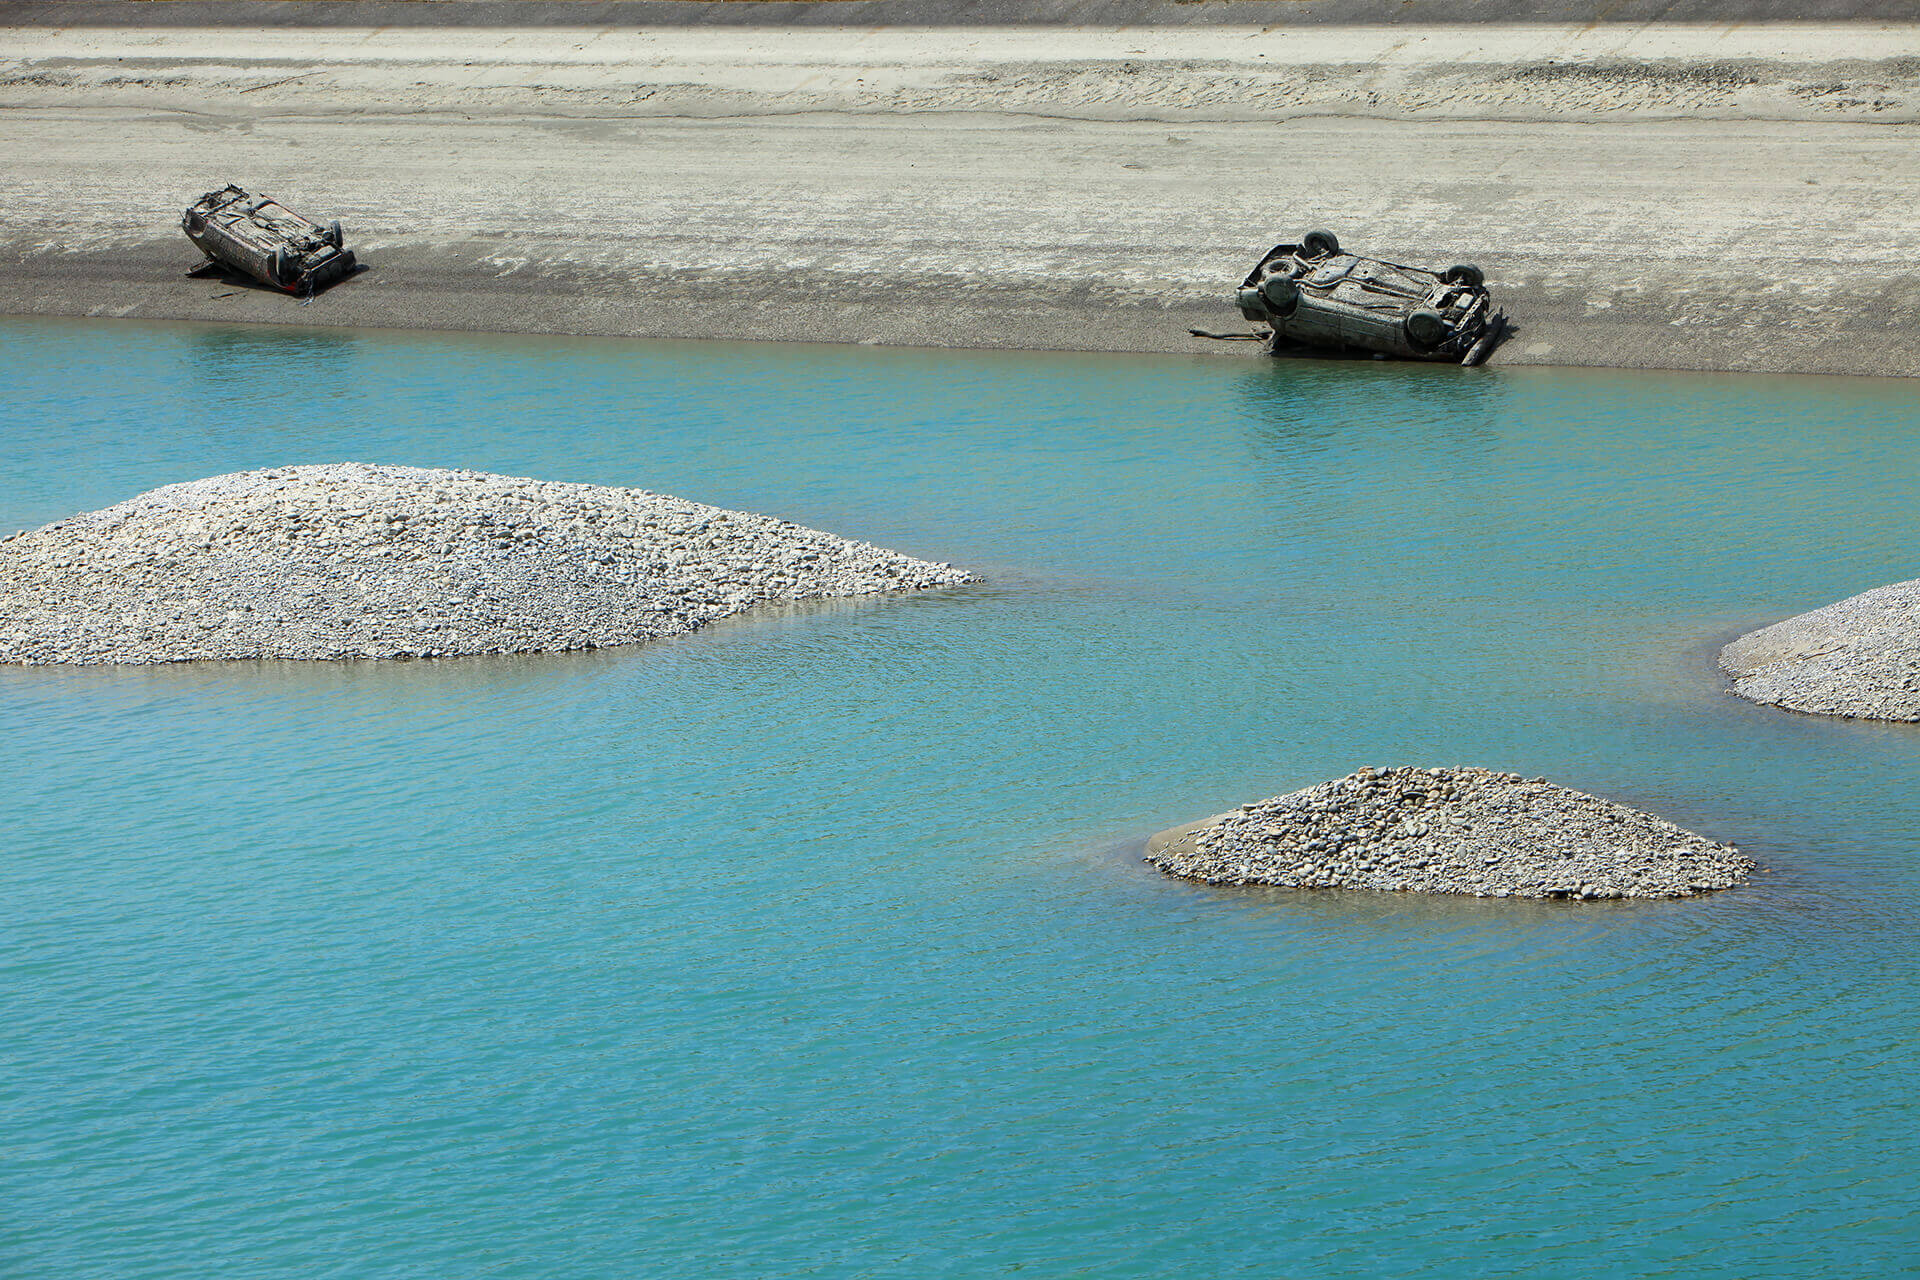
[1147,766,1752,900]
[0,464,973,664]
[1720,580,1920,722]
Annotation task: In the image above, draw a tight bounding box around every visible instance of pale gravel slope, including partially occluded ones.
[1720,580,1920,721]
[1148,767,1751,899]
[0,464,973,664]
[1,24,1917,374]
[4,26,1916,124]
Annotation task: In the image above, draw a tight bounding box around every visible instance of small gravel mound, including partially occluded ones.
[1720,580,1920,721]
[1147,766,1751,900]
[0,464,973,663]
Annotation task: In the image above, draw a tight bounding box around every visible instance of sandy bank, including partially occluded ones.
[0,464,972,663]
[1147,767,1752,899]
[2,23,1917,373]
[9,0,1916,26]
[1721,581,1920,721]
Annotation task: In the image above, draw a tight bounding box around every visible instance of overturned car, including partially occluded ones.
[1235,231,1500,365]
[182,184,356,295]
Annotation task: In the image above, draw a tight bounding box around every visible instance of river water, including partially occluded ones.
[3,318,1917,1277]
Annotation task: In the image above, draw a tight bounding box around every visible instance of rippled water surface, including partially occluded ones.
[4,318,1919,1277]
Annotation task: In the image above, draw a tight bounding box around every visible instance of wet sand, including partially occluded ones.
[3,18,1917,373]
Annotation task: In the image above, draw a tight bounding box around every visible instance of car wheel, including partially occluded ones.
[1303,230,1340,258]
[1260,275,1301,317]
[1445,264,1484,287]
[1405,309,1449,349]
[327,221,344,249]
[267,250,285,283]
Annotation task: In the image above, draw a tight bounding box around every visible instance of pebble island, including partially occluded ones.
[1148,767,1751,900]
[0,464,973,664]
[1720,579,1920,722]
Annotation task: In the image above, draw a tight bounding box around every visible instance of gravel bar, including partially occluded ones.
[1720,579,1920,722]
[1147,766,1751,900]
[0,463,973,663]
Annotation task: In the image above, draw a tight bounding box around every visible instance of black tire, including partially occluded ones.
[1444,264,1484,287]
[327,221,344,249]
[266,250,286,283]
[1260,274,1301,317]
[1405,308,1449,350]
[1302,229,1340,258]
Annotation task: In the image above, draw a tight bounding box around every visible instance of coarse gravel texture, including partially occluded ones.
[1146,766,1752,900]
[1719,579,1920,722]
[0,463,974,664]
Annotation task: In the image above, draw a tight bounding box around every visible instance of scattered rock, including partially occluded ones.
[1720,579,1920,721]
[1146,766,1751,900]
[0,464,973,663]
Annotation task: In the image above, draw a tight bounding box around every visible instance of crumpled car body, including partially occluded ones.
[1235,231,1497,364]
[182,184,356,295]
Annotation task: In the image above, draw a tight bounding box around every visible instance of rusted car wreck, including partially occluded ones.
[1234,231,1501,365]
[182,185,356,295]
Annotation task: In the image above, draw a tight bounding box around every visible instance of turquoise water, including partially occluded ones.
[3,318,1919,1277]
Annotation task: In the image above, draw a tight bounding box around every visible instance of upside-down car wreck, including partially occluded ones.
[1234,231,1502,365]
[182,184,357,296]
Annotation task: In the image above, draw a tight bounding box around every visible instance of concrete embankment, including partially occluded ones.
[1148,766,1751,899]
[2,10,1917,374]
[0,464,972,663]
[1721,580,1920,721]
